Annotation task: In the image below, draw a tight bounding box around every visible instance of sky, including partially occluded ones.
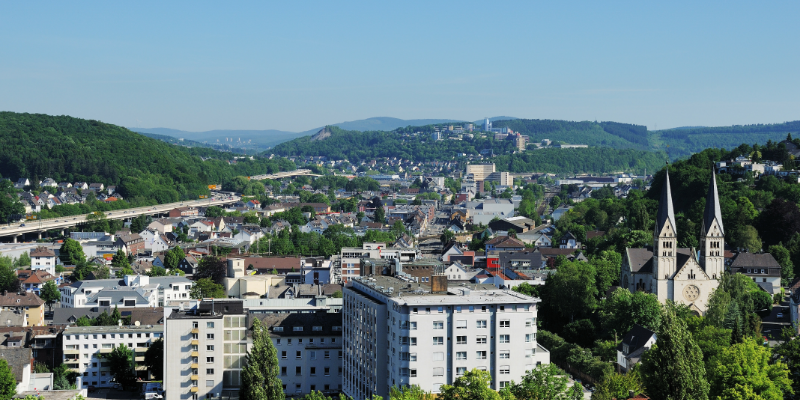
[1,1,799,132]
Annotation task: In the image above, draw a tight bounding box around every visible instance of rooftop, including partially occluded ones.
[63,324,163,334]
[350,275,539,306]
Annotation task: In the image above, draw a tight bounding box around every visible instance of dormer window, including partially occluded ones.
[293,327,303,332]
[273,327,283,332]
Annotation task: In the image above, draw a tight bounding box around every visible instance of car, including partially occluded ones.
[777,312,784,319]
[19,223,25,227]
[73,218,77,220]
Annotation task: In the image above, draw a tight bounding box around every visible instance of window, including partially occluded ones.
[433,321,444,329]
[500,334,510,344]
[456,351,467,360]
[310,367,316,376]
[437,306,443,313]
[525,349,533,358]
[433,367,444,376]
[207,334,214,340]
[400,352,410,361]
[296,351,301,359]
[499,352,510,359]
[410,338,417,346]
[281,351,287,359]
[456,336,467,345]
[456,367,467,376]
[206,357,214,363]
[206,369,214,374]
[525,334,532,343]
[273,327,283,332]
[500,366,510,374]
[526,319,533,327]
[500,320,510,328]
[456,320,467,329]
[293,327,303,332]
[432,352,443,361]
[295,367,302,376]
[469,306,474,312]
[207,322,214,328]
[312,326,322,331]
[324,350,330,359]
[409,321,417,330]
[456,306,462,313]
[324,367,330,376]
[207,345,214,351]
[309,351,316,360]
[433,337,444,346]
[476,336,487,344]
[410,369,417,377]
[477,320,487,329]
[499,381,510,389]
[280,367,287,376]
[476,351,487,359]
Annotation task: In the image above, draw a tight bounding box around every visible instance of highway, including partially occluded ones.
[0,195,240,241]
[248,169,321,181]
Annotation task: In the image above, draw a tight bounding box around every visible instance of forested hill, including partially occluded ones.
[489,119,649,149]
[0,112,295,203]
[651,121,800,159]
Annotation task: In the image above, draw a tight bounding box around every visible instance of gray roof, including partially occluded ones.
[655,170,676,236]
[254,311,343,338]
[731,252,781,269]
[701,168,724,236]
[0,311,25,327]
[0,347,30,383]
[626,248,654,273]
[85,287,150,307]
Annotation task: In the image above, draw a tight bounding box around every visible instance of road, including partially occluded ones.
[248,169,321,181]
[0,195,240,239]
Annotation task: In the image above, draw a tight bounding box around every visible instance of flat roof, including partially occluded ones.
[350,275,539,306]
[64,325,163,334]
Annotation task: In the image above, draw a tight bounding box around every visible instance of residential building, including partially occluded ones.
[484,236,525,254]
[17,270,57,295]
[258,312,343,396]
[729,253,782,294]
[29,247,57,276]
[0,347,32,393]
[163,300,247,400]
[59,276,192,308]
[616,325,657,373]
[0,291,45,326]
[63,324,163,388]
[115,233,145,256]
[559,232,580,249]
[169,207,199,218]
[343,274,549,399]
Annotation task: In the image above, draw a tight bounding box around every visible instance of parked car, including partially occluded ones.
[777,312,784,319]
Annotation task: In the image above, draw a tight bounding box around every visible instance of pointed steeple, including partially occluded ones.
[655,168,677,236]
[701,168,724,236]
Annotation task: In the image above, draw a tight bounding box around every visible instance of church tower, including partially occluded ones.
[700,168,725,280]
[653,169,678,298]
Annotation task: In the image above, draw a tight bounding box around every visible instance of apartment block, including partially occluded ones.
[164,300,247,400]
[63,324,163,388]
[258,312,343,396]
[343,275,549,400]
[337,243,419,283]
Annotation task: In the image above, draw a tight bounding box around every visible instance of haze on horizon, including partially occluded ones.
[1,1,798,133]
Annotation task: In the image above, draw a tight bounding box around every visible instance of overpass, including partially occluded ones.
[0,195,240,242]
[248,169,321,181]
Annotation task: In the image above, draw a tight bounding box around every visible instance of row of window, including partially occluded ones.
[274,337,336,345]
[280,350,343,359]
[279,366,342,376]
[399,334,526,345]
[397,318,535,330]
[410,304,532,314]
[64,333,159,340]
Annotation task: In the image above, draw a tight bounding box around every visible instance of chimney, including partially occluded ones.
[430,274,448,294]
[628,391,636,399]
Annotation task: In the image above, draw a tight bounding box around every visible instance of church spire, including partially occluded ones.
[655,168,677,236]
[701,168,724,236]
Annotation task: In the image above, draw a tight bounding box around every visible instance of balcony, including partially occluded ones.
[100,348,113,354]
[191,351,198,357]
[135,356,145,362]
[63,349,79,355]
[191,340,198,346]
[191,375,199,381]
[191,328,199,334]
[190,388,199,393]
[191,363,199,369]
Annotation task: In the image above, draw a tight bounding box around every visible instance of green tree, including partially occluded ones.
[0,256,20,293]
[640,302,709,400]
[507,363,574,400]
[512,282,540,298]
[106,344,136,390]
[0,359,16,400]
[374,206,385,224]
[33,362,49,373]
[768,243,794,286]
[52,363,77,390]
[737,225,762,253]
[40,280,61,312]
[241,318,284,400]
[144,338,164,380]
[164,246,186,270]
[389,385,430,400]
[147,266,168,277]
[440,229,455,244]
[439,369,502,400]
[196,256,227,284]
[600,288,661,335]
[16,252,31,267]
[75,316,93,326]
[59,238,85,265]
[94,266,111,279]
[540,260,598,327]
[111,249,129,270]
[773,330,800,397]
[331,290,343,298]
[190,278,226,299]
[591,372,645,400]
[707,339,792,400]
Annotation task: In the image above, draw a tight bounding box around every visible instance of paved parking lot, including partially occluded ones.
[85,388,140,400]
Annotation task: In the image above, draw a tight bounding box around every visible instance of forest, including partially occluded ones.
[490,119,650,149]
[0,112,295,208]
[492,147,668,175]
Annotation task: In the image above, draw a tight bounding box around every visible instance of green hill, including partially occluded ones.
[490,119,649,149]
[0,112,295,204]
[651,121,800,159]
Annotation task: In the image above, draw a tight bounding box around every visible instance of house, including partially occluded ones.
[177,255,199,275]
[484,236,525,253]
[73,182,88,190]
[444,262,477,281]
[168,206,199,218]
[441,242,464,262]
[17,270,56,295]
[147,219,174,235]
[617,325,657,372]
[0,310,27,327]
[88,183,105,192]
[559,231,580,249]
[790,290,800,336]
[115,233,145,256]
[498,250,542,271]
[14,178,30,189]
[729,253,782,295]
[139,229,170,253]
[488,216,538,234]
[0,347,32,393]
[39,178,57,188]
[233,225,265,245]
[517,232,552,248]
[29,247,57,276]
[0,291,45,326]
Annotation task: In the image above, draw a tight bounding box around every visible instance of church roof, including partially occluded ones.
[627,248,653,273]
[655,169,677,236]
[701,168,724,236]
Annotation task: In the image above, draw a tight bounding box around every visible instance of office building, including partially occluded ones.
[343,275,549,399]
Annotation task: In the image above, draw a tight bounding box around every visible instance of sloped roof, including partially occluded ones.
[731,252,781,269]
[655,170,676,236]
[701,168,724,236]
[0,347,31,383]
[29,247,56,257]
[626,248,654,273]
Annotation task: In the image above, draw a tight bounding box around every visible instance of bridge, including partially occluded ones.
[0,195,240,242]
[248,169,321,181]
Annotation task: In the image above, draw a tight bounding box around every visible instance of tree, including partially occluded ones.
[768,243,794,286]
[773,330,800,397]
[75,316,93,326]
[144,338,164,380]
[539,260,598,329]
[59,238,85,265]
[241,318,284,400]
[707,339,792,400]
[440,229,455,244]
[106,344,136,390]
[130,215,148,234]
[52,363,77,390]
[94,266,111,279]
[190,278,226,299]
[147,266,168,277]
[512,282,540,298]
[164,246,186,270]
[196,256,227,284]
[0,359,16,400]
[439,369,502,400]
[16,252,30,268]
[205,206,224,218]
[374,206,385,224]
[591,372,645,400]
[0,257,21,293]
[34,362,49,373]
[736,225,762,253]
[600,288,661,336]
[40,280,61,312]
[331,290,343,298]
[111,249,129,270]
[506,363,574,400]
[640,302,709,400]
[389,385,430,400]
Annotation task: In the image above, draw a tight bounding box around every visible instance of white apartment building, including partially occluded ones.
[29,247,58,276]
[337,243,419,283]
[60,275,193,308]
[164,300,248,400]
[343,276,549,400]
[259,312,343,396]
[63,324,163,388]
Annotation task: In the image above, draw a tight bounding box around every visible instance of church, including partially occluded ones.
[620,169,724,315]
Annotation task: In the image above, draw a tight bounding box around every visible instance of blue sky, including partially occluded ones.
[1,1,798,132]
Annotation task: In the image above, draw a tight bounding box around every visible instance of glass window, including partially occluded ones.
[433,352,444,361]
[433,337,443,345]
[433,321,444,330]
[456,367,466,376]
[477,320,487,329]
[456,352,467,360]
[500,334,510,344]
[207,322,214,328]
[476,351,487,359]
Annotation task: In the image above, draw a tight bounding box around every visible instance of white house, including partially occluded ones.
[139,229,170,253]
[616,325,657,373]
[29,247,57,276]
[59,275,193,308]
